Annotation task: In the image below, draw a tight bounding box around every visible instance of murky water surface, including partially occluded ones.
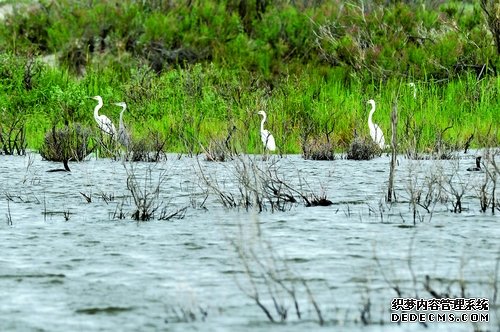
[0,153,498,331]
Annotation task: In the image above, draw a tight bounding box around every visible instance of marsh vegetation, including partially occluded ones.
[0,0,499,331]
[0,0,497,156]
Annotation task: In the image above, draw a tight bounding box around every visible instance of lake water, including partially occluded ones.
[0,153,498,332]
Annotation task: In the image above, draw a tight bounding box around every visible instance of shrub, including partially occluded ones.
[347,137,380,160]
[301,136,335,161]
[39,124,93,162]
[126,131,168,162]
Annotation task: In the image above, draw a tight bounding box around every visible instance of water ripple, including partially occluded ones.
[0,154,497,331]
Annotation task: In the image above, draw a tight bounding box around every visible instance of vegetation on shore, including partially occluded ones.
[0,0,498,155]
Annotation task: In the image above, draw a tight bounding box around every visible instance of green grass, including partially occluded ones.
[2,57,498,155]
[0,1,498,155]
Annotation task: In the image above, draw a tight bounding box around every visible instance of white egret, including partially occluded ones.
[367,99,386,149]
[466,156,482,172]
[257,110,276,151]
[409,82,416,99]
[113,102,131,147]
[91,96,117,137]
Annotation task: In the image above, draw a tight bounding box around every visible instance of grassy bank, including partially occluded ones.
[0,0,498,155]
[2,57,497,154]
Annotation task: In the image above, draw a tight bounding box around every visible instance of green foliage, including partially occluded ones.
[1,1,498,79]
[0,1,498,155]
[315,0,498,81]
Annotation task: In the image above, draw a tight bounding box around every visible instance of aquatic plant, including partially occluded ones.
[387,103,398,202]
[165,304,208,324]
[112,201,126,220]
[0,109,26,156]
[99,191,114,204]
[404,162,444,224]
[197,155,285,212]
[230,217,324,324]
[202,125,238,162]
[124,163,186,221]
[440,161,473,213]
[6,200,12,226]
[346,137,380,160]
[473,148,498,213]
[39,124,93,162]
[80,192,92,203]
[305,190,333,207]
[301,135,336,161]
[197,155,332,212]
[125,164,162,221]
[431,125,458,160]
[124,130,168,162]
[203,138,233,162]
[63,209,71,221]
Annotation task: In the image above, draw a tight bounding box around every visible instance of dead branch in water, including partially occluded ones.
[439,161,471,213]
[0,109,27,156]
[125,164,161,221]
[231,217,325,324]
[387,102,398,202]
[196,155,332,212]
[123,163,186,221]
[202,125,238,162]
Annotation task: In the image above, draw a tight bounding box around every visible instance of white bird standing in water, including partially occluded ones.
[257,110,276,151]
[92,96,117,137]
[367,99,386,149]
[113,102,131,147]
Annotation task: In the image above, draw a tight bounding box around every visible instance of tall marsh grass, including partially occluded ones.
[0,1,498,155]
[1,57,498,154]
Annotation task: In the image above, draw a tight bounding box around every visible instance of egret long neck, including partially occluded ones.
[119,107,126,127]
[260,114,266,132]
[368,103,375,126]
[94,99,103,119]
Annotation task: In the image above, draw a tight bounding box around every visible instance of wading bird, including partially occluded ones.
[367,99,386,149]
[91,96,117,137]
[466,156,482,172]
[409,82,417,99]
[113,102,131,147]
[257,110,276,152]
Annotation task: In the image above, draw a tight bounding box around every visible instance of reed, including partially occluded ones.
[1,58,497,156]
[0,0,497,155]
